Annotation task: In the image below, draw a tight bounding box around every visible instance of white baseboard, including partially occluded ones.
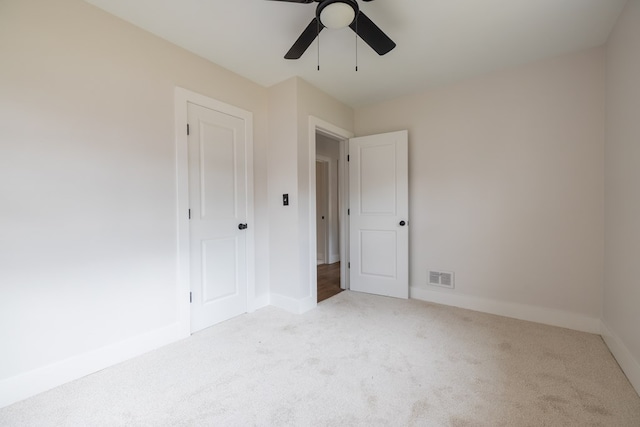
[250,293,270,312]
[270,293,316,314]
[270,292,301,313]
[297,295,317,314]
[0,321,188,409]
[600,321,640,396]
[328,254,340,264]
[410,286,601,334]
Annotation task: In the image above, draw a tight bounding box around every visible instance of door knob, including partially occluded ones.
[399,221,406,226]
[238,223,248,230]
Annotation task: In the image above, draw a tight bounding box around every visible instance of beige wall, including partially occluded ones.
[0,0,269,403]
[316,134,341,160]
[268,77,353,310]
[603,0,640,393]
[267,78,299,299]
[355,48,605,328]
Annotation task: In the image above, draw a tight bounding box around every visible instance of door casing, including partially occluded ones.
[308,117,354,299]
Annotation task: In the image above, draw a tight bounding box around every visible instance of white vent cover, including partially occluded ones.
[428,270,455,289]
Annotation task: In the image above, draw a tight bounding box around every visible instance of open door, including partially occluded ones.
[349,130,408,298]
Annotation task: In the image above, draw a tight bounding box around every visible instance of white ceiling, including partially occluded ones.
[84,0,627,108]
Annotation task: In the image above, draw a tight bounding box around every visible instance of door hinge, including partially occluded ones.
[190,292,192,303]
[187,124,190,135]
[188,209,191,219]
[347,155,350,162]
[348,262,350,269]
[348,208,350,215]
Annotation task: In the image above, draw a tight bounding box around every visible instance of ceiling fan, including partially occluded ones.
[269,0,396,60]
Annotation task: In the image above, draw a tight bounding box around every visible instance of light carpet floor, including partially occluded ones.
[1,291,639,426]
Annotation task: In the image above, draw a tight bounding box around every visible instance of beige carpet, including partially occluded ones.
[1,291,639,426]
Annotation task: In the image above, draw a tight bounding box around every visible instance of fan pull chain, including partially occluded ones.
[317,19,320,71]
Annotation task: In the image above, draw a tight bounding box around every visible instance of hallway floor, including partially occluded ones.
[317,262,342,303]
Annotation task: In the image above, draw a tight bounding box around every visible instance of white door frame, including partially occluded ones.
[175,87,255,334]
[308,116,353,294]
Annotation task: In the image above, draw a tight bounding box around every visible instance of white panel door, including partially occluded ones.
[188,102,248,332]
[349,130,408,298]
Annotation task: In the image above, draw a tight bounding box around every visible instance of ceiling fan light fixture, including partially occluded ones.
[279,0,395,60]
[319,1,356,29]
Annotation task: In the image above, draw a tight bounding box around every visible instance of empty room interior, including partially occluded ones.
[1,0,640,425]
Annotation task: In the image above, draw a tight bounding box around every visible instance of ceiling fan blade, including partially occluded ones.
[266,0,315,3]
[285,17,325,59]
[349,11,396,56]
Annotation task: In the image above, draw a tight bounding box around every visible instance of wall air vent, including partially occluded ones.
[428,270,455,289]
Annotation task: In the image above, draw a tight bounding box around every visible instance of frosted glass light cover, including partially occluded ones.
[320,3,355,29]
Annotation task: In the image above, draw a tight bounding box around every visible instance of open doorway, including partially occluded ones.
[316,134,342,302]
[308,116,353,307]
